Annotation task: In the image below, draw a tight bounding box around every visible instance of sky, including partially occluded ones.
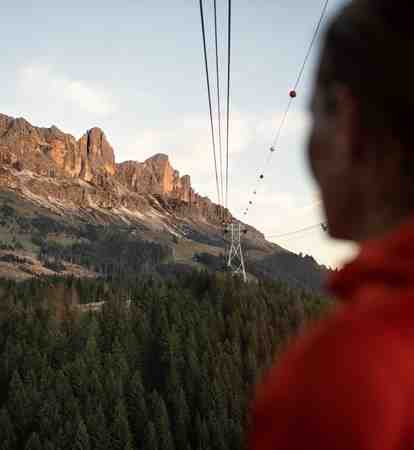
[0,0,358,268]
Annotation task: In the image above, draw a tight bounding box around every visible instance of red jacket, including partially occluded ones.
[249,218,414,450]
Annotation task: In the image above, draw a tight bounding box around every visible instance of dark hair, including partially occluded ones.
[318,0,413,147]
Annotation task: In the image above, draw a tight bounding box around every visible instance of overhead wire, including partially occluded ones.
[225,0,232,213]
[243,0,330,218]
[271,228,322,244]
[213,0,224,213]
[199,0,221,207]
[293,0,329,91]
[266,223,322,239]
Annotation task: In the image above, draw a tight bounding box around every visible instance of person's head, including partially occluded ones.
[308,0,414,242]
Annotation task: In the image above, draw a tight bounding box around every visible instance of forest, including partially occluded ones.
[0,272,333,450]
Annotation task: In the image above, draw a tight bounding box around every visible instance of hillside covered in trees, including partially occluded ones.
[0,273,332,450]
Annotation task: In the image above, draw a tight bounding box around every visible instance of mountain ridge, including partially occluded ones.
[0,112,328,291]
[0,113,219,215]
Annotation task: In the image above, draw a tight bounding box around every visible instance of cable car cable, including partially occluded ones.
[199,0,221,207]
[243,0,330,217]
[272,227,321,244]
[266,223,321,239]
[225,0,232,212]
[293,0,329,91]
[270,222,328,244]
[213,0,225,210]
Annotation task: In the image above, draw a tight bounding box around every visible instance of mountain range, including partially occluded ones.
[0,113,327,291]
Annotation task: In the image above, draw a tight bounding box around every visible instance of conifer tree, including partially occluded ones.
[110,400,134,450]
[73,418,91,450]
[8,370,30,437]
[170,387,190,449]
[209,414,226,450]
[43,440,55,450]
[24,432,42,450]
[111,338,129,382]
[150,391,175,450]
[0,407,16,450]
[126,370,147,446]
[38,390,61,443]
[85,404,109,450]
[228,420,243,450]
[104,368,124,414]
[142,421,158,450]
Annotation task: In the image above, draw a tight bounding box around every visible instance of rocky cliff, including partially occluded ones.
[0,113,225,222]
[0,114,116,182]
[0,113,328,290]
[116,154,192,201]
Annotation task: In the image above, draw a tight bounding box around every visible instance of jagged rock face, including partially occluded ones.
[0,113,228,225]
[38,126,82,178]
[116,154,193,202]
[78,128,116,180]
[146,153,175,193]
[0,114,14,134]
[0,114,115,182]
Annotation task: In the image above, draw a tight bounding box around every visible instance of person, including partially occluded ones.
[249,1,414,449]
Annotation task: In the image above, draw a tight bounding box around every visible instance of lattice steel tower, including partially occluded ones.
[227,222,247,282]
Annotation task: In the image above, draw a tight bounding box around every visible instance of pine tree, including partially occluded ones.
[150,303,171,389]
[110,400,134,450]
[208,414,226,450]
[85,404,109,450]
[61,395,81,428]
[1,336,23,389]
[150,391,175,450]
[111,338,129,381]
[199,415,210,450]
[54,370,73,405]
[43,440,56,450]
[84,334,101,381]
[57,420,75,450]
[170,387,189,449]
[38,390,61,443]
[8,370,30,437]
[73,418,91,450]
[228,419,243,450]
[126,370,147,446]
[142,421,158,450]
[0,408,16,450]
[68,357,89,403]
[104,369,123,416]
[24,432,42,450]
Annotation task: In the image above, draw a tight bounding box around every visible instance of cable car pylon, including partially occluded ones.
[225,222,247,282]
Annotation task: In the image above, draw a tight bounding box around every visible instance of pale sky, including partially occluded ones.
[1,0,357,268]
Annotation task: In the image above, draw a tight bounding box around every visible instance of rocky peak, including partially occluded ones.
[116,154,193,203]
[0,112,227,224]
[143,153,176,194]
[147,153,169,162]
[0,115,116,182]
[3,116,40,141]
[78,127,116,177]
[0,114,14,136]
[39,125,67,140]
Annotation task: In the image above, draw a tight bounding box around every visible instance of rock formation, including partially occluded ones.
[0,114,116,182]
[116,154,193,202]
[0,113,227,223]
